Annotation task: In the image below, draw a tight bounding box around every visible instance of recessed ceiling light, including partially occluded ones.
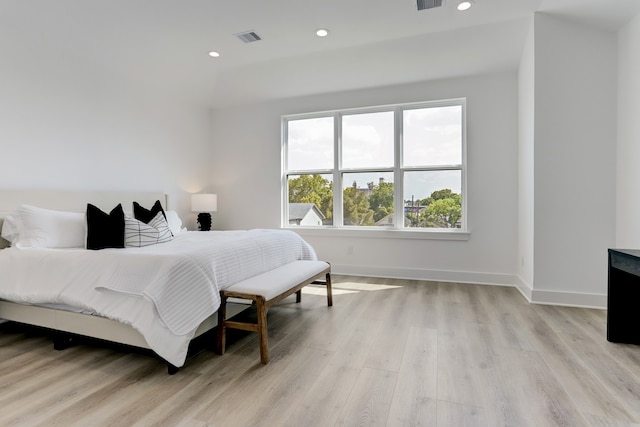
[208,51,220,58]
[316,29,329,37]
[457,1,472,11]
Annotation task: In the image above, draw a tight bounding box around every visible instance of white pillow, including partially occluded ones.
[124,212,173,247]
[12,205,86,248]
[165,210,183,236]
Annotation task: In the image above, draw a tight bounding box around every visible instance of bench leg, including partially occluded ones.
[216,294,228,355]
[256,297,269,364]
[326,272,333,307]
[296,289,302,303]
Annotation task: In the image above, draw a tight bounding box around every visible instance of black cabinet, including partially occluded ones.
[607,249,640,344]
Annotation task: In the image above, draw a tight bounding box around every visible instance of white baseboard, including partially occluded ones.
[513,275,606,309]
[331,265,607,309]
[331,263,517,287]
[530,289,606,309]
[514,275,533,302]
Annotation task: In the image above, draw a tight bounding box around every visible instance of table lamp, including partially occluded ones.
[191,193,217,231]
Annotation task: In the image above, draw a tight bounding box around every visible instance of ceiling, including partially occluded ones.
[2,0,640,109]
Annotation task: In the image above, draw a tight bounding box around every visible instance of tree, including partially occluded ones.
[417,188,456,207]
[343,182,374,226]
[429,189,457,201]
[369,181,394,222]
[288,174,333,220]
[419,190,461,228]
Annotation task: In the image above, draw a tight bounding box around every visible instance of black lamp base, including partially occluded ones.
[197,213,212,231]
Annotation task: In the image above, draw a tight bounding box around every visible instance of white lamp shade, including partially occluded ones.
[191,194,217,212]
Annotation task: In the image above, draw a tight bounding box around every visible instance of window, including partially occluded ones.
[282,99,466,231]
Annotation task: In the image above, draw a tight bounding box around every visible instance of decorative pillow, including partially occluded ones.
[133,200,167,224]
[1,213,21,244]
[124,212,173,247]
[86,203,125,250]
[4,205,85,248]
[165,210,183,236]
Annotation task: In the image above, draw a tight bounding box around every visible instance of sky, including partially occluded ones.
[286,104,462,201]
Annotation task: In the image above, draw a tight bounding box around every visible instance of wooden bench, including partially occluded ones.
[216,260,332,364]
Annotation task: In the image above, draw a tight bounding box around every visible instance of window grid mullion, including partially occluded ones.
[394,106,404,229]
[333,113,343,227]
[282,119,289,226]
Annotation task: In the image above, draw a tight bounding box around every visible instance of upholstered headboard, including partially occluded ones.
[0,190,167,249]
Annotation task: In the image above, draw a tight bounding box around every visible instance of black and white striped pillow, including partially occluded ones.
[124,211,173,248]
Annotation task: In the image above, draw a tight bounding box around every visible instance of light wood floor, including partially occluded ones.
[1,276,639,427]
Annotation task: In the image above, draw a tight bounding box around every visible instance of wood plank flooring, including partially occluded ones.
[1,276,639,426]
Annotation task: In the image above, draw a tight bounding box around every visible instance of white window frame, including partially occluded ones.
[281,98,469,240]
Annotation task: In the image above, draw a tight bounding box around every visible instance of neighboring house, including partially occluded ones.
[375,213,411,227]
[288,203,325,226]
[354,177,386,197]
[403,205,425,216]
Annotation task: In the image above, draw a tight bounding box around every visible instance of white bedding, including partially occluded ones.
[0,229,316,366]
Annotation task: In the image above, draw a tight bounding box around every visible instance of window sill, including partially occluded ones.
[284,227,470,241]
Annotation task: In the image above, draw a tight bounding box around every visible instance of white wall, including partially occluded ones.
[211,72,519,284]
[517,18,536,297]
[2,10,625,307]
[0,26,213,228]
[531,14,617,307]
[617,13,640,247]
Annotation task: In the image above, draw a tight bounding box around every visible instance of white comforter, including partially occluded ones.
[0,230,316,366]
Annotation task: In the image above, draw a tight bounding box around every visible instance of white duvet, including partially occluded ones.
[0,230,316,367]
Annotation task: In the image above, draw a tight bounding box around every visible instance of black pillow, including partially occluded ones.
[86,203,125,250]
[133,200,167,224]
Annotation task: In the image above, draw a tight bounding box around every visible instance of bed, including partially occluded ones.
[0,190,321,372]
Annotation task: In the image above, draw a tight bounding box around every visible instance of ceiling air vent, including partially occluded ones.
[234,31,262,43]
[417,0,443,11]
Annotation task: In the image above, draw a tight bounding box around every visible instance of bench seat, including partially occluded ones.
[216,260,332,364]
